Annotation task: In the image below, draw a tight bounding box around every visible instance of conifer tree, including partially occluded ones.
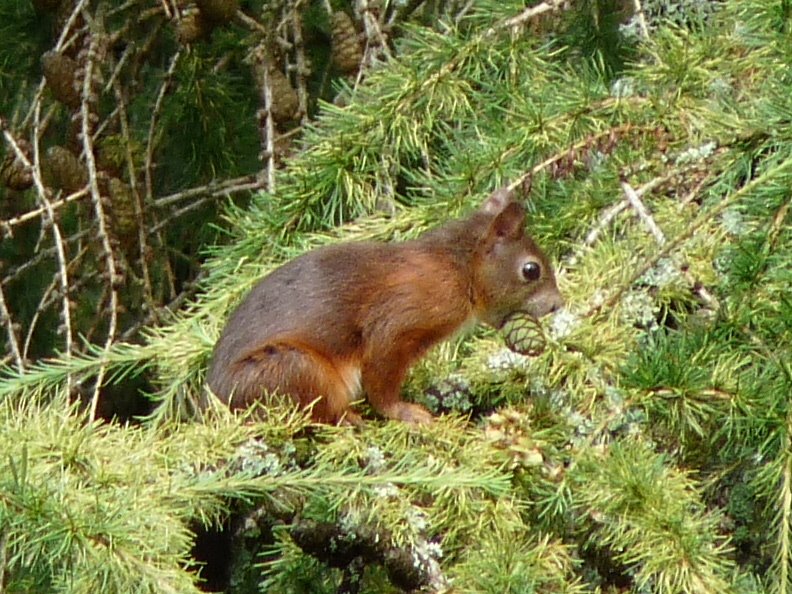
[1,1,791,593]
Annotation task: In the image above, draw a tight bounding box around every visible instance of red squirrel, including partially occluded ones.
[207,188,563,424]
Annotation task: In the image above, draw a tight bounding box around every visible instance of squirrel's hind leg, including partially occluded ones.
[228,340,359,424]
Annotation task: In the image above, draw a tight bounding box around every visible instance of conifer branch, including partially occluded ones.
[507,122,656,196]
[150,195,227,235]
[588,152,792,317]
[78,19,120,421]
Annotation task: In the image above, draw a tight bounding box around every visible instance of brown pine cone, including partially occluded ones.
[177,8,214,44]
[41,51,80,109]
[196,0,238,25]
[331,12,362,74]
[43,146,86,193]
[106,177,139,253]
[265,65,299,123]
[0,140,33,191]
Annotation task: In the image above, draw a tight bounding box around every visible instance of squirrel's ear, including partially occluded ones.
[480,187,514,215]
[488,201,525,240]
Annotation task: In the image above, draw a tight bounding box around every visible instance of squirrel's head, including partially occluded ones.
[472,187,564,328]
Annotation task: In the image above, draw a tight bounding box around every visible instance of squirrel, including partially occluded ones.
[206,187,563,425]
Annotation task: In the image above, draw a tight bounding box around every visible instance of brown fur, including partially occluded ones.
[207,188,563,424]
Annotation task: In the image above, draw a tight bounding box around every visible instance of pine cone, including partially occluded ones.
[501,311,547,356]
[0,140,33,191]
[43,146,86,193]
[41,51,80,109]
[331,12,362,74]
[196,0,238,25]
[264,65,299,123]
[95,135,126,179]
[106,177,138,251]
[177,9,213,44]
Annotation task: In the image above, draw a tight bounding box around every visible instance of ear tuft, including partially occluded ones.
[489,202,525,240]
[480,187,515,215]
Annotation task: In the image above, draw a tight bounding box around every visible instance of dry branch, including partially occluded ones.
[78,21,120,421]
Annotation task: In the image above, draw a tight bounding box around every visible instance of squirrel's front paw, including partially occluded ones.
[338,409,364,426]
[384,402,433,425]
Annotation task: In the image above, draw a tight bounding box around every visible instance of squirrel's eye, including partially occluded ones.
[522,261,541,282]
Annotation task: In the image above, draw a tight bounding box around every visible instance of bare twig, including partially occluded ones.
[145,49,182,204]
[107,0,152,17]
[154,174,262,208]
[584,200,629,246]
[494,0,570,34]
[631,0,650,38]
[0,283,23,371]
[120,269,207,341]
[235,9,291,51]
[151,190,258,236]
[0,229,91,286]
[113,78,156,318]
[621,181,666,245]
[0,528,8,594]
[0,188,89,237]
[22,275,59,363]
[1,228,91,288]
[391,0,427,24]
[254,48,277,191]
[681,268,719,310]
[24,255,93,361]
[768,195,791,252]
[289,0,309,124]
[22,0,91,129]
[585,163,714,246]
[78,19,120,421]
[358,0,392,74]
[103,41,135,94]
[160,0,173,19]
[2,114,75,364]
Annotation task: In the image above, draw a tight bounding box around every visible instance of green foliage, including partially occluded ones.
[0,397,512,593]
[449,530,584,594]
[2,0,792,592]
[574,442,732,593]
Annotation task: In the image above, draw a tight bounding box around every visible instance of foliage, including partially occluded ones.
[0,0,791,593]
